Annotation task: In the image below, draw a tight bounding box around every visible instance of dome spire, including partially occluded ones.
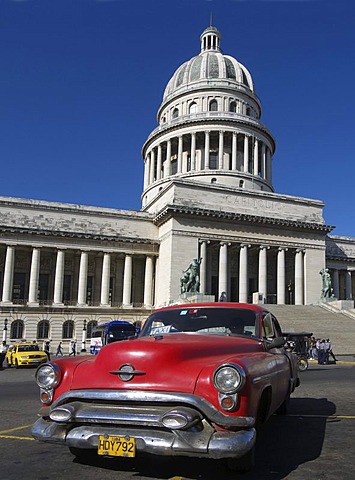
[200,24,221,53]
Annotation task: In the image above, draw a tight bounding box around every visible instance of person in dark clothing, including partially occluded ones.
[44,341,51,360]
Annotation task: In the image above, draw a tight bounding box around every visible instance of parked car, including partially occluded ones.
[32,303,300,472]
[6,342,48,368]
[283,331,313,371]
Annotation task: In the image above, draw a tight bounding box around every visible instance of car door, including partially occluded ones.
[262,313,290,405]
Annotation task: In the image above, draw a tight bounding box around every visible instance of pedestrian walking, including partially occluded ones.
[56,341,63,356]
[0,341,8,369]
[326,338,337,363]
[69,340,77,356]
[44,341,51,361]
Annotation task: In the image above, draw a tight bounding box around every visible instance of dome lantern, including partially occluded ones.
[200,26,221,53]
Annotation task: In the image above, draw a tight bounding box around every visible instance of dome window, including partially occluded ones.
[239,180,244,188]
[209,99,218,112]
[189,102,197,114]
[229,101,237,113]
[211,177,217,184]
[246,107,251,116]
[172,108,179,119]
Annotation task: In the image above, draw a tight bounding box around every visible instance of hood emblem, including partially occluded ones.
[110,363,146,382]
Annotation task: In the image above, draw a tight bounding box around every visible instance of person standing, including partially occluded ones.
[56,341,63,356]
[326,338,337,363]
[318,339,327,365]
[0,341,8,369]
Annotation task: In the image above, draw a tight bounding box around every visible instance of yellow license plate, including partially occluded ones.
[97,435,136,457]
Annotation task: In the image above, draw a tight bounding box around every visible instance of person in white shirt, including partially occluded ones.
[0,341,8,369]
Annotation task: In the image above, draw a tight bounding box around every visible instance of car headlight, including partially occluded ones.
[35,363,61,389]
[213,363,246,394]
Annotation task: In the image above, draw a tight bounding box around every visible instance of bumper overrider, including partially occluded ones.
[32,389,256,459]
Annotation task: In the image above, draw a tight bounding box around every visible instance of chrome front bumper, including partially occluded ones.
[32,389,256,460]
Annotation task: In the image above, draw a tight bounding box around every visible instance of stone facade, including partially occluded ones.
[1,25,355,350]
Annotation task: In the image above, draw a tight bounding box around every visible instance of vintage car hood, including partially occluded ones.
[69,334,263,393]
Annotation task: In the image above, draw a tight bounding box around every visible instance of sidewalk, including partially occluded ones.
[309,355,355,365]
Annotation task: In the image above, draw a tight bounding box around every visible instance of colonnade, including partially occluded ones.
[199,240,306,305]
[0,245,156,308]
[143,131,272,189]
[331,268,354,300]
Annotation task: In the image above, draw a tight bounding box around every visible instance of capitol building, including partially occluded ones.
[1,26,355,350]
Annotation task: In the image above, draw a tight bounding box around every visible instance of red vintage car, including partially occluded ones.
[32,303,299,472]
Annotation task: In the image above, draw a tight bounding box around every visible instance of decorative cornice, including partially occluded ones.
[0,225,155,245]
[153,204,334,233]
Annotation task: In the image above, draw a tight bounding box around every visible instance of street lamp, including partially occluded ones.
[81,319,87,353]
[2,318,8,343]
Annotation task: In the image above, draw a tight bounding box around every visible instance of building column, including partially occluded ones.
[199,240,208,294]
[253,138,259,176]
[277,248,286,305]
[258,246,267,301]
[346,270,353,300]
[143,256,154,307]
[100,252,111,306]
[143,156,150,189]
[149,149,155,184]
[261,143,266,179]
[239,244,248,303]
[177,135,183,173]
[28,247,41,305]
[204,131,210,169]
[218,131,224,169]
[77,251,88,306]
[332,269,340,299]
[2,245,15,304]
[53,249,65,305]
[266,148,272,184]
[156,144,162,180]
[219,242,228,300]
[164,139,171,177]
[190,132,196,171]
[243,135,249,173]
[122,254,133,306]
[294,249,304,305]
[231,132,237,170]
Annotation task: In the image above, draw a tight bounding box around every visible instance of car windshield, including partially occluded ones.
[141,307,259,338]
[17,345,40,352]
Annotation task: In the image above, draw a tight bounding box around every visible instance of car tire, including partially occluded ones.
[298,357,308,372]
[226,447,255,473]
[15,359,19,369]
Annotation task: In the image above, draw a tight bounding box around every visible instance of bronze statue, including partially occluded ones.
[319,268,333,299]
[180,258,202,293]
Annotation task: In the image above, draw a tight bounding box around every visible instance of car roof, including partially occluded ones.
[152,302,268,314]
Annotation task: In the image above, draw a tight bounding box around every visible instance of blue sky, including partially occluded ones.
[0,0,354,237]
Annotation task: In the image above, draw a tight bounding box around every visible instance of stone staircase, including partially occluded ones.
[264,304,355,355]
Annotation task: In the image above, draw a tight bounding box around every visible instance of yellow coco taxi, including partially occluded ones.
[6,343,48,368]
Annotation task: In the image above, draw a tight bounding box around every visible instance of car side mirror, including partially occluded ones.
[266,336,286,350]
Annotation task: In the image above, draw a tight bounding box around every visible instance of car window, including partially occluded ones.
[262,313,275,339]
[141,307,259,338]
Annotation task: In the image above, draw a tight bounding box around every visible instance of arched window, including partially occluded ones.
[62,320,74,339]
[211,177,217,184]
[229,101,237,113]
[87,320,98,339]
[189,102,197,114]
[246,107,251,116]
[239,180,244,188]
[172,108,179,119]
[209,99,218,111]
[11,320,24,340]
[37,320,50,339]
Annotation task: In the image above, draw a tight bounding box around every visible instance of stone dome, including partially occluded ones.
[163,26,254,102]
